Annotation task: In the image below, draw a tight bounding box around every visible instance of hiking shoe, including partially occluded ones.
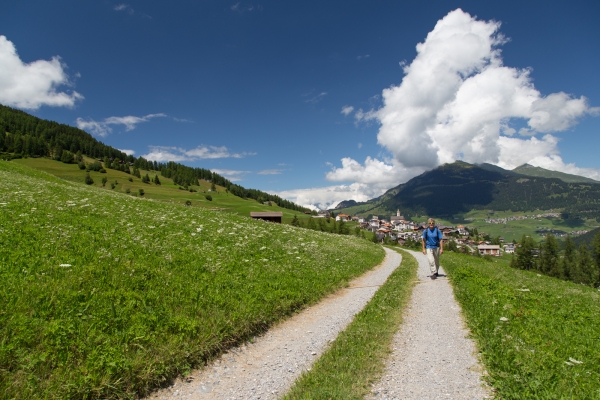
[430,273,437,280]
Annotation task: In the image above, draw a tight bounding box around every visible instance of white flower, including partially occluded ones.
[499,317,509,322]
[569,357,583,364]
[59,264,72,267]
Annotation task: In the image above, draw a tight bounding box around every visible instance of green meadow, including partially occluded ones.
[0,160,384,399]
[13,157,315,224]
[444,252,600,398]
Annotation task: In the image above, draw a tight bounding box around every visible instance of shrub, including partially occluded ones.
[138,188,145,196]
[101,177,108,187]
[128,177,133,182]
[125,188,131,194]
[205,194,212,201]
[84,172,94,185]
[88,161,103,172]
[78,161,86,170]
[60,150,74,164]
[185,200,192,206]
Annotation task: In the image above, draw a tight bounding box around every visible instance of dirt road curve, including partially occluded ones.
[147,248,401,400]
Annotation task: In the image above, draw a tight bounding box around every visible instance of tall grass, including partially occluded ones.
[0,161,384,399]
[443,252,600,398]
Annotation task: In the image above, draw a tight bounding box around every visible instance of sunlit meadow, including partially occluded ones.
[0,161,384,399]
[444,252,600,398]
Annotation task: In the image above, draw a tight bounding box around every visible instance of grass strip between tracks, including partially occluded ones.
[284,247,418,399]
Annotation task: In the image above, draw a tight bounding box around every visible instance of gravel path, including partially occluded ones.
[147,248,401,400]
[368,249,490,400]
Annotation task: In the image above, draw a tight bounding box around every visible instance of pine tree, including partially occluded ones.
[560,235,576,280]
[372,231,380,244]
[84,172,94,185]
[573,244,595,286]
[592,231,600,286]
[540,234,559,276]
[306,217,316,230]
[338,220,349,235]
[211,182,216,192]
[154,174,161,185]
[515,235,536,270]
[318,218,325,231]
[142,173,150,184]
[291,215,300,227]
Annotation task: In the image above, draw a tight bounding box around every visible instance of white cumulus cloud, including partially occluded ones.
[327,8,600,205]
[210,169,250,182]
[274,183,383,211]
[76,113,166,137]
[341,105,354,116]
[0,35,83,110]
[283,9,600,209]
[141,145,255,162]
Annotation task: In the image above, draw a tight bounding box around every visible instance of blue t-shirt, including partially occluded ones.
[422,227,442,248]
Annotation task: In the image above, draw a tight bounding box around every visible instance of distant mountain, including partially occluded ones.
[513,163,599,184]
[335,161,600,220]
[334,200,360,209]
[476,163,519,175]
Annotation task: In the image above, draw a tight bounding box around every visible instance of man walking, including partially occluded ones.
[422,218,443,279]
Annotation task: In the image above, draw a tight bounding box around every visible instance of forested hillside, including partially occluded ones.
[0,104,307,212]
[337,161,600,221]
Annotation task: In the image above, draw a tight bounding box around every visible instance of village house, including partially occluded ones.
[503,242,516,254]
[478,244,502,256]
[456,225,469,236]
[335,213,350,222]
[314,210,330,218]
[369,218,380,230]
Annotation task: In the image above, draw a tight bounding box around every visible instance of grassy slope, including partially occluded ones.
[443,252,600,398]
[285,248,418,399]
[513,164,600,184]
[13,157,314,224]
[460,210,599,242]
[0,161,384,399]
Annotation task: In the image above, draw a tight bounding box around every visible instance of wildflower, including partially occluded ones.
[59,264,72,267]
[569,357,583,364]
[499,317,509,322]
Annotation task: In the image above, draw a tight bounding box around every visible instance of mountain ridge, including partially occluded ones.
[334,161,600,222]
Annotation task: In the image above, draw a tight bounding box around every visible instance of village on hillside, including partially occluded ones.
[318,209,514,257]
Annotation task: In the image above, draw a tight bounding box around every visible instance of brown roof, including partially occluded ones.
[250,212,283,217]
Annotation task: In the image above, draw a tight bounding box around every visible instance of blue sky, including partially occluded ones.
[1,1,599,209]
